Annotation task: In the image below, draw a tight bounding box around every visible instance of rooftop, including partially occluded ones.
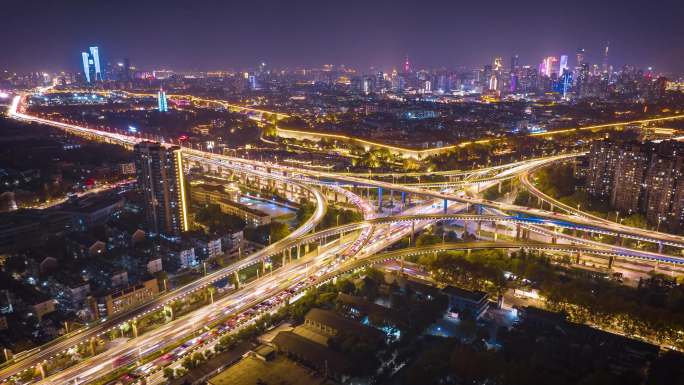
[305,308,383,340]
[442,285,488,303]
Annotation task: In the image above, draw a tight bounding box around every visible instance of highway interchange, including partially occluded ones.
[4,91,684,384]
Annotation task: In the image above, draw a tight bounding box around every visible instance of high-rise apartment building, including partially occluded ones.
[642,142,684,228]
[610,143,647,213]
[587,139,684,231]
[586,141,620,199]
[134,142,188,238]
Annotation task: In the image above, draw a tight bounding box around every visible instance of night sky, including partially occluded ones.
[2,0,683,73]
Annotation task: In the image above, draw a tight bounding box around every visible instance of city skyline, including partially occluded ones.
[2,0,683,73]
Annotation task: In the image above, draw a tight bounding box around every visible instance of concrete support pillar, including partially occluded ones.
[443,199,448,214]
[233,271,241,290]
[608,255,614,269]
[410,222,415,246]
[516,224,521,240]
[38,363,46,379]
[164,305,174,321]
[658,242,663,253]
[259,260,266,276]
[378,187,383,211]
[390,190,394,212]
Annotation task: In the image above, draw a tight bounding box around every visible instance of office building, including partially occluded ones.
[576,48,586,68]
[540,56,558,77]
[510,54,520,71]
[559,54,569,75]
[80,46,103,83]
[602,42,610,73]
[158,88,168,112]
[134,141,188,238]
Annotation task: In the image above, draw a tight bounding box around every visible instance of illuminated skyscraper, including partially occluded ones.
[134,141,188,238]
[559,55,569,75]
[89,46,102,81]
[80,46,103,82]
[602,42,610,73]
[510,54,520,71]
[158,88,168,112]
[403,55,411,73]
[540,56,558,77]
[576,48,586,67]
[81,52,91,83]
[493,57,503,72]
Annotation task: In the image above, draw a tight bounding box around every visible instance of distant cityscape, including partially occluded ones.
[3,43,683,99]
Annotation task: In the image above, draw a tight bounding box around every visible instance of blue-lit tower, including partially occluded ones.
[89,46,102,81]
[158,88,168,112]
[556,72,573,99]
[81,52,91,83]
[80,46,103,83]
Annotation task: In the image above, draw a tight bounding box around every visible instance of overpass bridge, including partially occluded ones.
[6,91,684,384]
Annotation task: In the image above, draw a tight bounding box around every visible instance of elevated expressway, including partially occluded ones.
[0,185,328,383]
[1,96,336,382]
[7,92,684,384]
[17,92,684,249]
[11,92,684,274]
[12,93,684,250]
[295,168,684,249]
[279,214,684,266]
[519,163,617,224]
[317,241,670,283]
